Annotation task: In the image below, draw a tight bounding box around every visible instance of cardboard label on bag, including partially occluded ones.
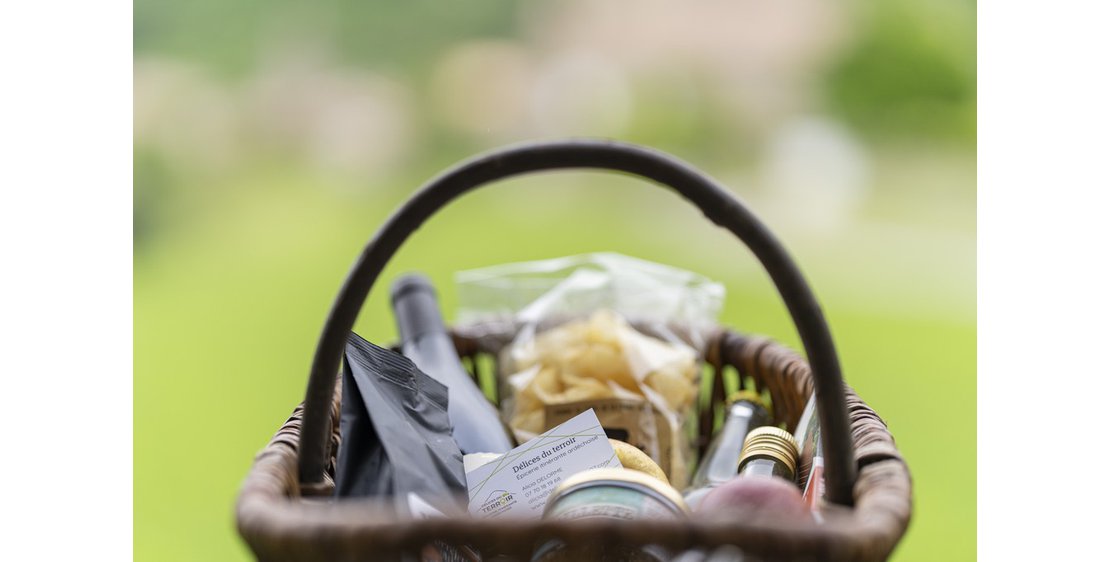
[543,397,676,479]
[464,409,620,520]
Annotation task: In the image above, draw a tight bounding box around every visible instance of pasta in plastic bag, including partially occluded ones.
[456,253,724,488]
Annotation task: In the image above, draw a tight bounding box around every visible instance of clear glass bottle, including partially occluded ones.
[683,391,770,509]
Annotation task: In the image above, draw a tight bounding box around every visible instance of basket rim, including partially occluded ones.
[236,325,912,562]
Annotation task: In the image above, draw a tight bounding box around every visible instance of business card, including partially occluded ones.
[465,408,620,519]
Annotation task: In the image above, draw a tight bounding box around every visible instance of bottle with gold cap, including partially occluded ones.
[736,426,799,481]
[692,426,805,518]
[683,391,770,509]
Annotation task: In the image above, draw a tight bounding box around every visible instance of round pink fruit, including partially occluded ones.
[696,476,809,520]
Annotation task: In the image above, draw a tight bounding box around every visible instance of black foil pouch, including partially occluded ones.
[335,331,466,516]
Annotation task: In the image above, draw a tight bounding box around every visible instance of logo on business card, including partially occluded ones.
[478,489,516,517]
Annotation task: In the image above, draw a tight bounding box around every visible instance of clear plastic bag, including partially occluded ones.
[456,253,725,488]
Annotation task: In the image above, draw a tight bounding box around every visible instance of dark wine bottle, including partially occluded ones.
[391,274,514,454]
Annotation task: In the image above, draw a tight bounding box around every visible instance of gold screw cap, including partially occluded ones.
[737,426,799,478]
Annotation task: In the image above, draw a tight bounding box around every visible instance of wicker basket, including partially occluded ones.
[235,140,912,561]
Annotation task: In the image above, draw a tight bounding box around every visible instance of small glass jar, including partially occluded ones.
[531,468,688,562]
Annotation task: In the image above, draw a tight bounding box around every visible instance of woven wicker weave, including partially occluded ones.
[235,141,913,561]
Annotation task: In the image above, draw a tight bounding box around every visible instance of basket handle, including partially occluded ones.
[296,139,858,506]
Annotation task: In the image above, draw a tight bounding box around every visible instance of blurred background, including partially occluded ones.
[134,0,974,560]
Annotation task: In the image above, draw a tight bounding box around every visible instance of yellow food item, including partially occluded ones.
[609,439,669,484]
